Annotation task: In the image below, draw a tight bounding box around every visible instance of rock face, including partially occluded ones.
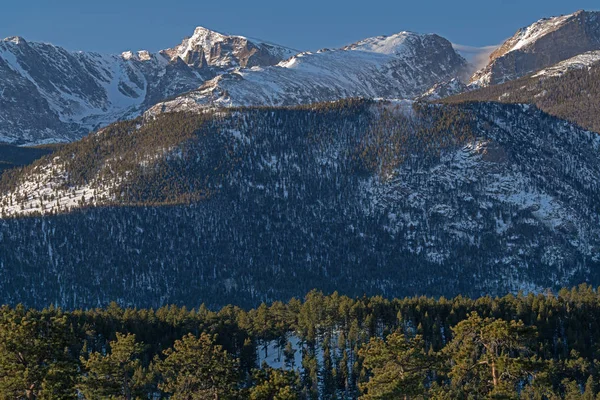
[0,27,469,145]
[163,26,298,68]
[148,32,468,114]
[0,101,599,308]
[0,28,296,145]
[471,10,600,86]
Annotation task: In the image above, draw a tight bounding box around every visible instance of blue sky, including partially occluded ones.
[1,0,598,53]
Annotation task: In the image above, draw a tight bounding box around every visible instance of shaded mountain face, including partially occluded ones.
[444,51,600,133]
[149,32,468,113]
[471,10,600,86]
[0,28,296,145]
[0,101,598,308]
[0,144,58,174]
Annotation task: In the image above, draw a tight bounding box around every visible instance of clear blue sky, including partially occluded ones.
[1,0,598,53]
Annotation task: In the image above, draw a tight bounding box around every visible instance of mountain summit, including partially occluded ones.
[149,31,467,113]
[471,10,600,86]
[163,26,297,68]
[0,27,466,145]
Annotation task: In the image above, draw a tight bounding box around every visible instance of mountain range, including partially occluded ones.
[0,27,465,145]
[0,10,600,308]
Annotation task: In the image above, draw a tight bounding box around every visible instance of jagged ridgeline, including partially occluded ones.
[0,99,599,308]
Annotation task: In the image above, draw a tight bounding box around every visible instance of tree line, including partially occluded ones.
[0,285,599,399]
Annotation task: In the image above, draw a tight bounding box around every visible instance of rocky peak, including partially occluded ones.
[343,31,461,59]
[2,36,27,45]
[121,49,153,62]
[164,26,297,69]
[471,10,600,86]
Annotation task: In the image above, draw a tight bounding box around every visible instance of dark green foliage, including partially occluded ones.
[249,366,302,400]
[79,332,149,400]
[0,287,599,398]
[154,333,240,399]
[443,312,539,398]
[359,333,436,399]
[0,306,79,399]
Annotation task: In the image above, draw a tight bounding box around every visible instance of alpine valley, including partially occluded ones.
[1,10,600,309]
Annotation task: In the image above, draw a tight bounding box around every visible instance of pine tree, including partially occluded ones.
[155,333,240,399]
[283,340,297,370]
[359,333,436,399]
[583,375,597,400]
[338,349,350,393]
[301,350,319,400]
[0,307,78,400]
[78,332,148,400]
[444,312,538,398]
[249,366,301,400]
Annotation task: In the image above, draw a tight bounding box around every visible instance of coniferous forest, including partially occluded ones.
[4,7,600,400]
[1,285,600,399]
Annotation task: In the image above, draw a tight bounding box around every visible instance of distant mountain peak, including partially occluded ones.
[471,10,600,86]
[164,26,297,68]
[343,31,433,55]
[121,49,153,61]
[150,31,468,113]
[2,36,27,45]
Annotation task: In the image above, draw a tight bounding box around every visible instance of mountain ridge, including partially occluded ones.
[148,31,468,114]
[470,10,600,86]
[0,100,599,307]
[0,26,299,145]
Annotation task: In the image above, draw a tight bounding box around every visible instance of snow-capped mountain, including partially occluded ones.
[471,10,600,86]
[0,100,599,307]
[148,32,468,114]
[0,28,297,145]
[443,49,600,134]
[163,26,298,68]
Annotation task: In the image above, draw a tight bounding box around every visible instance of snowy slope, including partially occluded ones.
[0,27,297,145]
[470,10,600,86]
[148,32,467,113]
[0,101,599,307]
[532,50,600,78]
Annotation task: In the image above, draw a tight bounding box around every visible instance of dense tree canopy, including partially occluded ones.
[0,287,599,398]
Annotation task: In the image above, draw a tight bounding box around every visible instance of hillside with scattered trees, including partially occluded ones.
[0,101,599,308]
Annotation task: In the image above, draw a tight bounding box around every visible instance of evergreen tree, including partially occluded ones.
[283,340,297,370]
[155,333,240,399]
[359,333,436,399]
[249,366,301,400]
[301,349,319,400]
[444,312,538,398]
[0,307,78,400]
[79,332,148,400]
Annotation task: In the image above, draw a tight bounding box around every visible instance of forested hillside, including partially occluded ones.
[444,60,600,133]
[0,100,599,308]
[1,286,599,399]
